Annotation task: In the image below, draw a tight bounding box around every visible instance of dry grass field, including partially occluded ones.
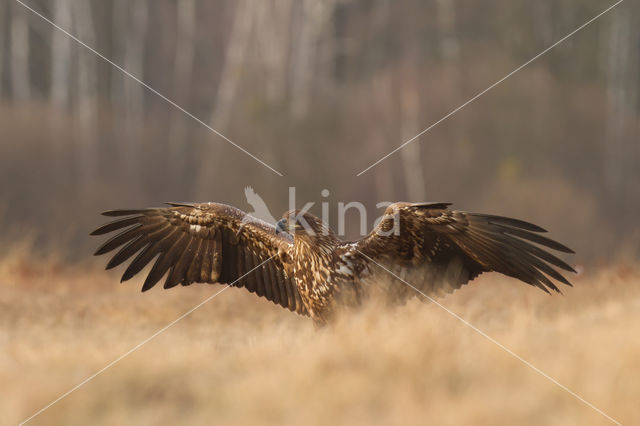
[2,245,639,426]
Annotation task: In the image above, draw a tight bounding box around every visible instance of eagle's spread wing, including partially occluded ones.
[355,202,575,300]
[91,202,307,315]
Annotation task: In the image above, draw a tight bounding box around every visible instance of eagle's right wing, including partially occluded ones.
[354,202,575,301]
[91,202,308,315]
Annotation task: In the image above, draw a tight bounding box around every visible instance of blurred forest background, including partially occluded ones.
[0,0,638,261]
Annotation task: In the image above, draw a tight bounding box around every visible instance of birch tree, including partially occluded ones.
[123,0,147,126]
[371,72,396,201]
[603,6,639,206]
[289,0,336,119]
[255,0,293,106]
[50,0,72,110]
[0,0,6,99]
[436,0,459,62]
[435,0,467,180]
[110,0,126,109]
[399,72,426,202]
[112,0,148,183]
[167,0,196,189]
[72,0,98,190]
[10,2,30,103]
[210,0,254,132]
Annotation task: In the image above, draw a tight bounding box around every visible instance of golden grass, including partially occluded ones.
[2,247,639,426]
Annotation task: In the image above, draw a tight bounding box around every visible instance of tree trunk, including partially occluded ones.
[123,0,147,125]
[371,73,395,201]
[436,0,459,62]
[120,0,148,185]
[198,0,254,194]
[435,0,469,184]
[289,0,335,119]
[110,0,126,108]
[0,0,6,99]
[10,2,30,103]
[50,0,72,110]
[289,0,314,119]
[603,6,639,208]
[255,0,293,106]
[399,81,426,202]
[72,0,98,192]
[210,0,255,132]
[167,0,196,192]
[173,0,196,105]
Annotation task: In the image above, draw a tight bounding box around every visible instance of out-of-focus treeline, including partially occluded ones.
[0,0,638,261]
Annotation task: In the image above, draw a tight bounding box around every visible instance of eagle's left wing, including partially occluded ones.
[353,202,575,301]
[90,202,308,315]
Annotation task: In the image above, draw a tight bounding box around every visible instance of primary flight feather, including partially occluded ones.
[91,201,575,325]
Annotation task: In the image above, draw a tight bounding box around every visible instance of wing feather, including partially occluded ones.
[244,248,260,295]
[268,261,284,308]
[355,202,574,301]
[257,250,273,301]
[92,203,307,315]
[280,268,296,310]
[106,235,146,270]
[460,226,553,291]
[199,238,214,283]
[185,238,205,285]
[90,216,145,236]
[235,244,247,289]
[497,225,573,253]
[468,213,547,232]
[164,235,195,289]
[95,224,144,256]
[143,251,170,291]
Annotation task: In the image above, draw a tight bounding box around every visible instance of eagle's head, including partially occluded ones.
[276,210,337,244]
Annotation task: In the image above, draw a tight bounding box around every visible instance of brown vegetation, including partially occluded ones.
[1,1,639,261]
[1,2,639,424]
[2,246,638,425]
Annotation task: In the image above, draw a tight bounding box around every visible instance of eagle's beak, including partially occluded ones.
[275,218,293,241]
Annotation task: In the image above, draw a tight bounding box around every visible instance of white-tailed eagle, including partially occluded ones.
[91,202,575,325]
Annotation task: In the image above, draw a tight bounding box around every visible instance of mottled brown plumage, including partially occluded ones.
[91,202,575,325]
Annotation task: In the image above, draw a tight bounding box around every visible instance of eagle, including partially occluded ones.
[91,202,575,325]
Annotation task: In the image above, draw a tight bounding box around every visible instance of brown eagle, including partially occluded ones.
[91,202,575,325]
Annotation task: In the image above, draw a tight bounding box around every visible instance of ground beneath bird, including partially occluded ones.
[2,247,639,426]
